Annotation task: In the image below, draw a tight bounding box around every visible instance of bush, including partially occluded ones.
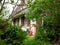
[0,18,9,30]
[22,39,51,45]
[43,15,60,42]
[35,15,60,44]
[0,24,27,45]
[35,26,50,42]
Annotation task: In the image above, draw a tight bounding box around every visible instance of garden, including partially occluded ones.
[0,0,60,45]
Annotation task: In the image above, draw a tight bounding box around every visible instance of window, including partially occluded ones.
[21,16,25,26]
[13,19,16,25]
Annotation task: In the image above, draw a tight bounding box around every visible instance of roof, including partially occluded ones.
[9,6,28,19]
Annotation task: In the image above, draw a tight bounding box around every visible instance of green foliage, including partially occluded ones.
[11,0,14,3]
[27,0,60,19]
[0,40,6,45]
[44,15,60,41]
[0,18,27,45]
[0,18,8,30]
[0,0,60,45]
[27,0,60,44]
[22,38,51,45]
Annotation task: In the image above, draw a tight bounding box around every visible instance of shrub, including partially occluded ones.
[0,24,27,45]
[0,18,8,30]
[22,39,51,45]
[43,15,60,42]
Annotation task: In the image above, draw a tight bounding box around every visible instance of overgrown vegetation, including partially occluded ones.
[0,18,27,45]
[0,0,60,45]
[26,0,60,45]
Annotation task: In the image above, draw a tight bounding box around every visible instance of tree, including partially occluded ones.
[27,0,60,43]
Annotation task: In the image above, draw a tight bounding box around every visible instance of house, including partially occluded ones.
[9,0,36,36]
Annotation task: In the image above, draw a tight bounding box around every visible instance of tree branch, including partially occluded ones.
[8,7,28,19]
[0,0,2,3]
[0,0,5,13]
